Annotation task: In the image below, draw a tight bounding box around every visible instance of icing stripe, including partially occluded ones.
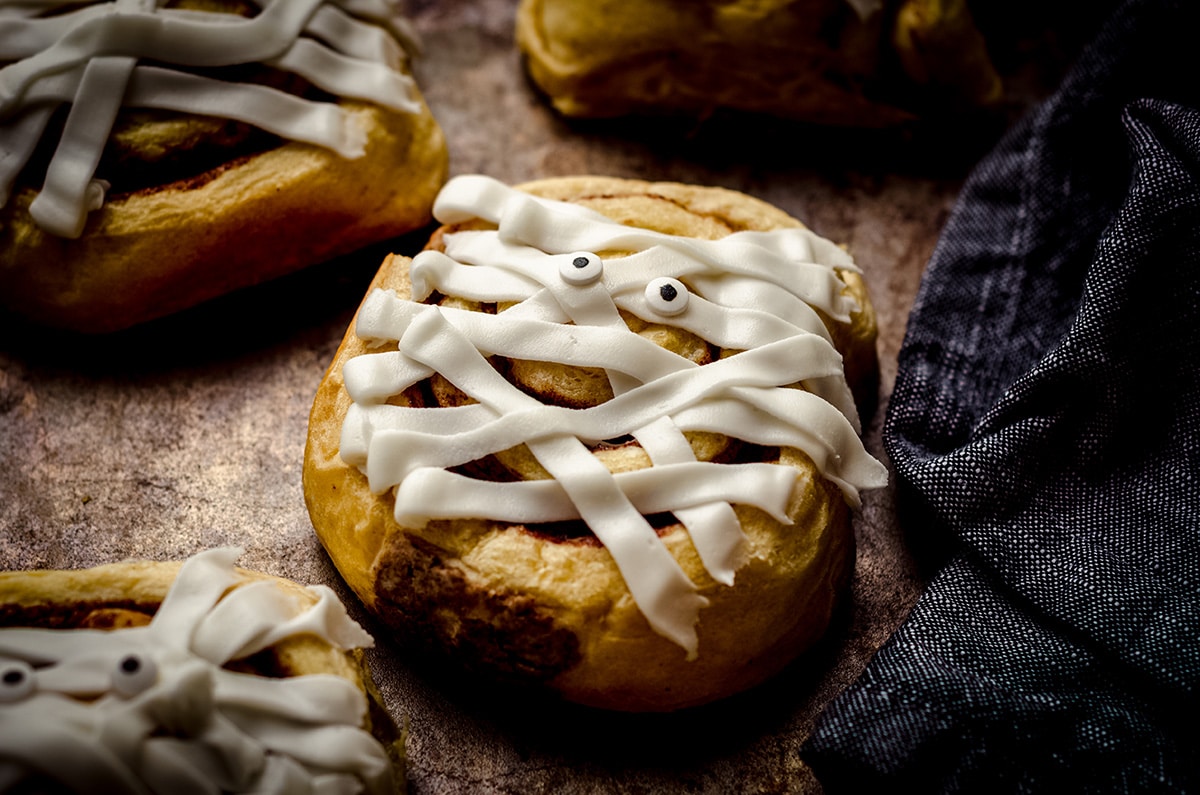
[391,461,796,525]
[28,54,128,237]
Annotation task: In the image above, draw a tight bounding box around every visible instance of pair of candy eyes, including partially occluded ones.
[0,653,158,703]
[559,253,690,316]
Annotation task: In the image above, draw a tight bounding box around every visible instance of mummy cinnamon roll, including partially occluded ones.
[304,175,887,711]
[0,0,448,333]
[0,547,402,793]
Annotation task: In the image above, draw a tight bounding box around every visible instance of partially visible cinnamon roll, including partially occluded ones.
[0,0,447,333]
[0,547,403,793]
[516,0,1001,125]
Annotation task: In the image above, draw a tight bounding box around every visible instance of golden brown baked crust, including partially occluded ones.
[516,0,1000,124]
[0,0,449,334]
[303,176,878,711]
[0,557,404,785]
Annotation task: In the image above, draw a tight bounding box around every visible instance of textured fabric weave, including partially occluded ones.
[802,0,1200,790]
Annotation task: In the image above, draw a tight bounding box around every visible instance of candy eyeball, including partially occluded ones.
[559,252,603,285]
[0,661,35,702]
[645,276,690,316]
[111,652,158,698]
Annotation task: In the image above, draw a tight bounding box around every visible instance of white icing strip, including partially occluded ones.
[432,173,609,226]
[330,0,422,57]
[417,235,844,345]
[520,248,753,586]
[408,238,861,427]
[192,580,373,664]
[409,249,543,303]
[613,282,832,346]
[123,66,369,157]
[214,713,391,789]
[15,62,368,170]
[0,5,109,57]
[151,547,243,644]
[391,462,796,526]
[267,36,419,113]
[28,54,129,237]
[343,347,433,404]
[305,3,407,66]
[350,333,845,484]
[214,673,367,728]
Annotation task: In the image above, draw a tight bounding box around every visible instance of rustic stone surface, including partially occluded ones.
[0,2,1073,792]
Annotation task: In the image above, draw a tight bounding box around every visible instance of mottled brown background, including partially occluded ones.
[0,2,1087,792]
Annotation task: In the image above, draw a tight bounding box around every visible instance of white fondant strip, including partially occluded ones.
[192,580,373,664]
[124,66,369,157]
[214,673,366,727]
[151,547,243,644]
[17,63,369,162]
[342,347,433,404]
[392,461,795,525]
[0,698,146,792]
[214,715,390,787]
[542,257,752,587]
[0,6,109,58]
[267,37,418,112]
[409,249,542,303]
[28,53,129,237]
[416,235,841,347]
[305,4,407,66]
[410,233,860,425]
[432,173,610,227]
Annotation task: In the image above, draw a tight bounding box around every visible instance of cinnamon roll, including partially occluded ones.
[0,547,402,793]
[303,174,887,711]
[0,0,447,333]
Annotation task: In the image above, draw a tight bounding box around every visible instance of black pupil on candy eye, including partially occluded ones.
[572,256,590,269]
[659,282,678,302]
[2,670,23,686]
[120,656,141,674]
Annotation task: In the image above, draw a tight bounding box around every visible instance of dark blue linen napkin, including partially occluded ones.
[802,0,1200,790]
